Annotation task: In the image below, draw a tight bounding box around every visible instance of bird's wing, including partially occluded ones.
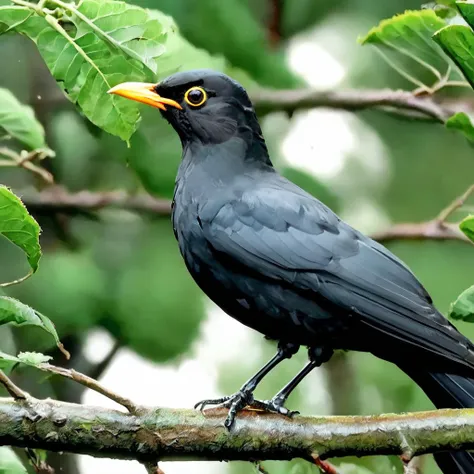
[199,177,472,365]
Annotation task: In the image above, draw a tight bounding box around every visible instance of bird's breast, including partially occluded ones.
[171,190,348,347]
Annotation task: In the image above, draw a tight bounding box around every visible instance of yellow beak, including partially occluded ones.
[107,82,183,111]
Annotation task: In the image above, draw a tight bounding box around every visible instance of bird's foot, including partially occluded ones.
[251,397,299,417]
[194,390,255,429]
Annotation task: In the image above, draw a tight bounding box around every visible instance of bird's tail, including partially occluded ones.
[401,368,474,473]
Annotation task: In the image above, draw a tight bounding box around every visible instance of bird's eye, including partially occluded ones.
[184,86,207,107]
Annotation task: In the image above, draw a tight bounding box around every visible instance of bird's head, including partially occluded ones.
[108,69,263,147]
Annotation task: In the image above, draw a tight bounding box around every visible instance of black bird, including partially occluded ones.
[110,70,474,473]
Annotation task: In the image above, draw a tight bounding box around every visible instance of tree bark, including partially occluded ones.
[1,397,474,463]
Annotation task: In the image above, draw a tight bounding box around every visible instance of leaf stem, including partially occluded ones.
[0,270,33,288]
[10,0,43,14]
[374,46,432,92]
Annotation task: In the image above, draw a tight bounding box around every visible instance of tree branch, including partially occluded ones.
[370,220,469,244]
[252,88,453,121]
[372,183,474,245]
[18,187,472,245]
[19,186,171,216]
[1,399,474,464]
[0,371,27,400]
[268,0,282,47]
[32,83,456,123]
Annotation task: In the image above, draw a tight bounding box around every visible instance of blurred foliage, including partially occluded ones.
[361,8,474,141]
[449,285,474,322]
[0,0,474,474]
[0,87,45,149]
[0,296,62,352]
[132,0,298,88]
[460,214,474,241]
[0,186,41,279]
[0,447,27,474]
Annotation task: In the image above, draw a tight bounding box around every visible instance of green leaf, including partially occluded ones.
[360,10,452,89]
[0,186,41,284]
[446,112,474,142]
[0,88,45,149]
[449,286,474,322]
[0,296,68,358]
[460,214,474,242]
[0,350,51,372]
[434,24,474,88]
[456,1,474,29]
[361,10,446,46]
[0,1,224,141]
[17,351,52,365]
[0,350,21,372]
[0,447,28,474]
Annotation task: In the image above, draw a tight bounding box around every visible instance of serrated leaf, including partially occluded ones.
[0,88,45,149]
[0,186,41,284]
[0,1,224,140]
[361,10,446,45]
[18,351,52,365]
[0,447,28,474]
[446,112,474,141]
[360,10,454,89]
[449,285,474,322]
[0,296,68,358]
[0,4,155,141]
[434,24,474,88]
[460,214,474,241]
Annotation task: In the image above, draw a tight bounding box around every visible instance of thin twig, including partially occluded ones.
[268,0,282,47]
[142,461,165,474]
[311,453,341,474]
[436,184,474,223]
[370,221,468,244]
[25,448,55,474]
[0,370,27,400]
[255,461,270,474]
[252,88,452,122]
[23,77,460,124]
[19,186,171,216]
[403,457,423,474]
[0,147,54,184]
[38,363,137,414]
[374,183,474,245]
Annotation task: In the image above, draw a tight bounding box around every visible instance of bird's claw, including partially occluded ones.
[194,390,255,429]
[251,398,299,417]
[194,396,231,412]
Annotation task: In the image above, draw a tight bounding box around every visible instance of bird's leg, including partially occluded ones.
[253,346,333,416]
[194,341,299,429]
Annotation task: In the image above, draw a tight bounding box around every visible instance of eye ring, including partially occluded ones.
[184,86,207,107]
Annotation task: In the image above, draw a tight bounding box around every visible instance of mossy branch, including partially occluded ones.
[1,397,474,464]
